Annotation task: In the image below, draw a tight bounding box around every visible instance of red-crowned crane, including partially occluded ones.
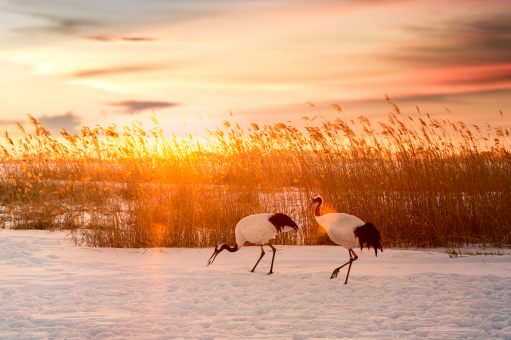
[310,195,382,284]
[207,213,299,275]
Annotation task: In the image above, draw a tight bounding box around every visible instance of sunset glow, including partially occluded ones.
[1,0,510,136]
[2,3,511,339]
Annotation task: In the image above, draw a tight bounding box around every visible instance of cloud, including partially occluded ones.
[2,0,302,40]
[0,119,19,125]
[380,88,511,105]
[107,101,178,114]
[37,112,81,134]
[401,12,511,66]
[10,12,102,36]
[121,37,155,41]
[88,36,156,42]
[74,66,161,78]
[445,72,511,86]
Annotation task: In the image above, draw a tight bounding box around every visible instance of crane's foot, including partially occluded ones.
[331,250,359,282]
[330,261,349,279]
[267,271,273,275]
[331,257,357,280]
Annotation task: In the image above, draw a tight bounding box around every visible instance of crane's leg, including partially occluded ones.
[251,246,265,272]
[330,249,358,282]
[344,250,358,284]
[267,243,277,275]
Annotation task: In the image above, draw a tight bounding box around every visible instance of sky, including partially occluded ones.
[0,0,510,137]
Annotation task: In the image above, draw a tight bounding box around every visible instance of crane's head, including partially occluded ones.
[308,195,323,208]
[207,243,228,266]
[312,195,323,204]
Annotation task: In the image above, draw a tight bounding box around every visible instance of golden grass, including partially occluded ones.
[1,98,510,248]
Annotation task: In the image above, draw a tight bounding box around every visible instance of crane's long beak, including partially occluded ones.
[207,247,219,266]
[307,201,315,209]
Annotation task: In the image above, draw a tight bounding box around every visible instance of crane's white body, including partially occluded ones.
[235,213,295,248]
[207,213,299,274]
[315,213,365,250]
[310,195,382,283]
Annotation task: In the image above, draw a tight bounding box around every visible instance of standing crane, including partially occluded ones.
[207,213,299,275]
[310,195,383,284]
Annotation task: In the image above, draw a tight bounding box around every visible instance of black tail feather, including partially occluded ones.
[269,213,299,233]
[354,223,383,256]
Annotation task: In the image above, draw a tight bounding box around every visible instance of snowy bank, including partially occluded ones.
[1,230,511,339]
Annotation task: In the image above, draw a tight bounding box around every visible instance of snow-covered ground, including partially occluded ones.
[1,230,511,340]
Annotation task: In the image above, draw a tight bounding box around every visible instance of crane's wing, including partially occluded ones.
[236,213,277,244]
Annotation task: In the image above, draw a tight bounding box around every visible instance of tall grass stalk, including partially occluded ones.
[1,100,510,248]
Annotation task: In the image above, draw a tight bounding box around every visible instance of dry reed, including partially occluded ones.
[1,99,510,249]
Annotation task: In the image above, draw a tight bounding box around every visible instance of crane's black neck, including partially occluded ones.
[220,243,239,252]
[315,199,323,217]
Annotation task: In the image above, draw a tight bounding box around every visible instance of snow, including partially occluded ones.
[1,230,511,339]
